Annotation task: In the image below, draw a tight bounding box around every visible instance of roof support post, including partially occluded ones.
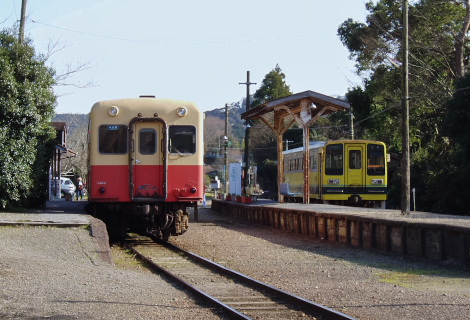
[302,124,311,204]
[277,133,285,203]
[273,108,295,203]
[300,100,312,204]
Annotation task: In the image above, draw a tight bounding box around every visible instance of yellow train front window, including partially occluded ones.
[349,150,362,169]
[325,144,343,175]
[367,144,385,175]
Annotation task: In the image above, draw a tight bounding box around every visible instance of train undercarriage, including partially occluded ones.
[283,195,386,208]
[89,201,193,241]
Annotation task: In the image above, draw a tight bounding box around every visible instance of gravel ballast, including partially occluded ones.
[1,201,470,319]
[0,204,220,320]
[171,207,470,320]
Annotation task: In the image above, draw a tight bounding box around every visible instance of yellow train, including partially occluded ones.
[282,140,387,208]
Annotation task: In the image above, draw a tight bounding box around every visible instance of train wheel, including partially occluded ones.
[162,229,171,242]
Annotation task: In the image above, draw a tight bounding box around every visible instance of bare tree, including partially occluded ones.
[455,0,470,78]
[42,38,99,88]
[204,115,226,155]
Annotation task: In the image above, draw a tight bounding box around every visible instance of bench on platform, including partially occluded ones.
[280,183,301,196]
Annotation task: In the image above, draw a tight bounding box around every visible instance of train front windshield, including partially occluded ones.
[98,125,128,154]
[325,144,344,175]
[168,125,196,154]
[367,144,385,175]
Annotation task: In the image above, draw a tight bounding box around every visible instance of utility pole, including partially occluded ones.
[224,103,229,194]
[239,71,256,193]
[349,108,354,140]
[401,0,411,215]
[19,0,28,43]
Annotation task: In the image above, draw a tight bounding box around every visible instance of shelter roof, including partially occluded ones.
[241,90,350,121]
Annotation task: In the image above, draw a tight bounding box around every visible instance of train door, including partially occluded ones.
[130,120,166,200]
[346,144,365,193]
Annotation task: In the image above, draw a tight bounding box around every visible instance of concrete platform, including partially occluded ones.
[211,199,470,269]
[0,199,112,264]
[0,199,89,227]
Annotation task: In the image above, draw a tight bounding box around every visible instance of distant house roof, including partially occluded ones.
[51,122,76,159]
[52,122,67,131]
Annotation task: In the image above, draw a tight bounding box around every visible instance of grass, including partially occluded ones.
[110,245,153,273]
[377,269,441,287]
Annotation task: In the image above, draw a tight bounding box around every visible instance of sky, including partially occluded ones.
[2,0,371,114]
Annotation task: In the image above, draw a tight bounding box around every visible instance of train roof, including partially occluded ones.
[283,140,386,155]
[90,97,200,113]
[283,141,326,155]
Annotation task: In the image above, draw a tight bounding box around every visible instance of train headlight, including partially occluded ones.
[176,107,187,117]
[371,179,384,184]
[108,106,119,117]
[328,179,340,184]
[190,187,197,194]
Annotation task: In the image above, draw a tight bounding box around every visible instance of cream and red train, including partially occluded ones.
[87,96,203,240]
[282,140,388,208]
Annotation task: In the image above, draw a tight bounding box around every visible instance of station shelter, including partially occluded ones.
[241,90,350,204]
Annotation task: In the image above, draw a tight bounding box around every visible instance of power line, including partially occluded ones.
[30,19,333,46]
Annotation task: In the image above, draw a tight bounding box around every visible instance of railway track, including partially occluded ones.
[126,235,356,320]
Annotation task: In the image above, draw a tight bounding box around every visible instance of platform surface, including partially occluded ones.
[223,199,470,229]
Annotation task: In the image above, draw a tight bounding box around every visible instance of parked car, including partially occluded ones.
[60,177,76,195]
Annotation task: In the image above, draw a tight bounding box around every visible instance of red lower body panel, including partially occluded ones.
[89,164,203,203]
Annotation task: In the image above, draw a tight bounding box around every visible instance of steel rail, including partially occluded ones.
[128,245,251,320]
[162,241,356,320]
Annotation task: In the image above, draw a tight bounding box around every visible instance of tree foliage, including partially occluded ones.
[437,75,470,214]
[251,64,292,108]
[0,29,56,209]
[250,65,293,193]
[338,0,470,213]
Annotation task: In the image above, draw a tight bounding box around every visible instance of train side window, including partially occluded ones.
[99,125,128,154]
[310,155,318,170]
[367,144,385,175]
[169,125,196,154]
[139,128,157,155]
[349,150,362,169]
[325,144,343,175]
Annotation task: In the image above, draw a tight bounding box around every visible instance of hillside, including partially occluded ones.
[52,114,89,137]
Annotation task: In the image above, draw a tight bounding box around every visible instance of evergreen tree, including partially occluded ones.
[338,0,470,212]
[251,64,292,108]
[438,75,470,215]
[249,65,292,194]
[0,29,56,209]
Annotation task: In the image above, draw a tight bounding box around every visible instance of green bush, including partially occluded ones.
[0,29,56,209]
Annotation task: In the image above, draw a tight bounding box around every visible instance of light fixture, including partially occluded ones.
[176,107,187,117]
[108,106,119,117]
